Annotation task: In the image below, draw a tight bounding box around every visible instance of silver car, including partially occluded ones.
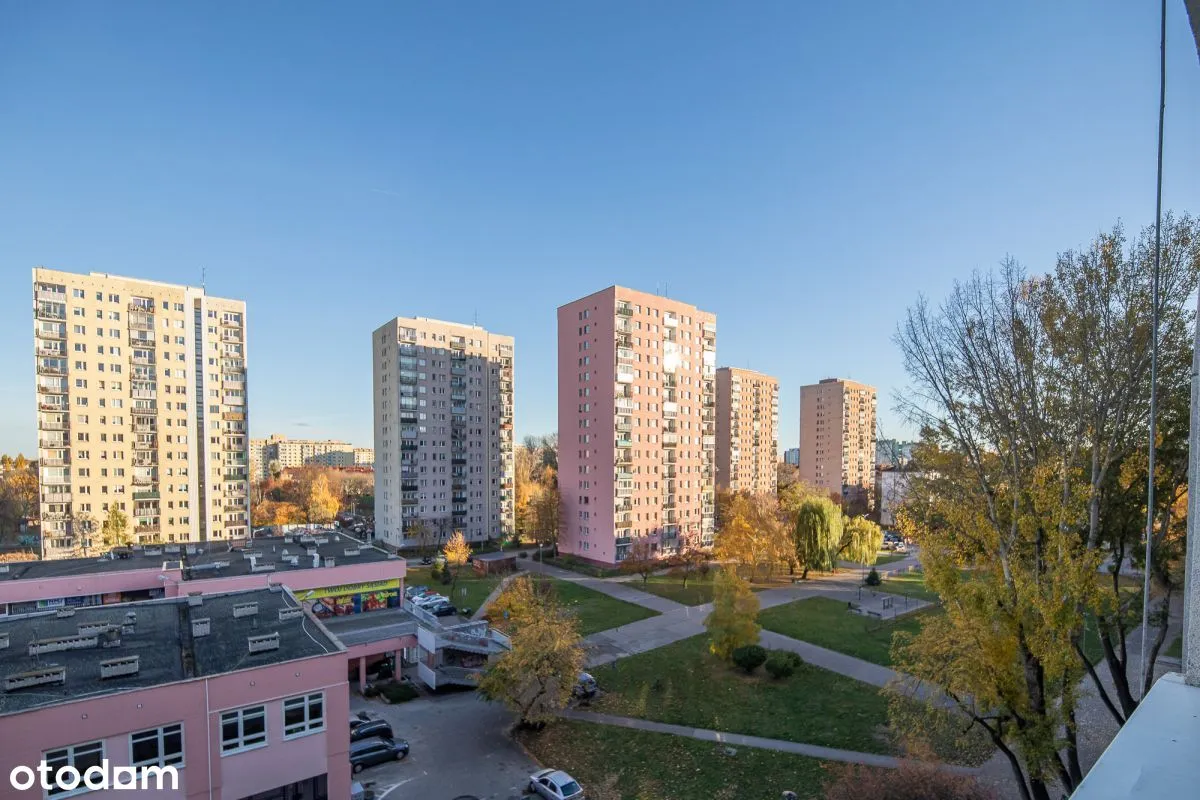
[528,768,584,800]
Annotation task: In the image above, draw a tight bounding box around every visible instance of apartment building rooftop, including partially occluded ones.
[0,587,341,716]
[0,530,393,583]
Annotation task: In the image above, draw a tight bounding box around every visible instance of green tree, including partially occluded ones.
[793,496,843,578]
[305,474,339,524]
[100,505,131,550]
[529,478,562,557]
[621,537,656,585]
[704,568,760,660]
[839,516,883,566]
[267,459,283,480]
[478,579,584,726]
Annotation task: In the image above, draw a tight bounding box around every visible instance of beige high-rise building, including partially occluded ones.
[558,286,717,565]
[33,268,249,559]
[248,434,373,480]
[372,317,514,547]
[715,367,779,495]
[798,378,877,508]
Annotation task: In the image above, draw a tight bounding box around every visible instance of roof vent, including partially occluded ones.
[124,611,137,625]
[278,607,303,621]
[185,545,198,555]
[241,550,260,561]
[247,632,280,654]
[233,602,258,619]
[267,582,282,593]
[187,592,204,607]
[285,555,300,566]
[0,633,8,649]
[144,548,163,557]
[324,557,336,568]
[164,545,180,555]
[77,622,112,637]
[192,618,210,637]
[162,560,182,571]
[305,547,318,557]
[0,564,10,574]
[314,537,329,545]
[4,666,66,692]
[99,655,140,679]
[55,607,75,618]
[283,535,294,543]
[343,548,360,557]
[250,561,276,574]
[29,633,100,656]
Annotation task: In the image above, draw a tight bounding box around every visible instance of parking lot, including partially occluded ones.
[349,690,540,800]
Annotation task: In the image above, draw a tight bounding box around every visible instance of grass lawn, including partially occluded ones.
[519,718,833,800]
[759,597,936,667]
[545,577,659,636]
[1166,634,1182,659]
[873,570,941,604]
[404,566,501,613]
[626,572,718,605]
[591,634,893,754]
[872,552,910,565]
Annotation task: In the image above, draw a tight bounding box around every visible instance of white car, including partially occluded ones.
[413,594,448,608]
[894,542,909,553]
[528,769,584,800]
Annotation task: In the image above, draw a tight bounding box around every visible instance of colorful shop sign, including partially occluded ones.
[296,579,401,618]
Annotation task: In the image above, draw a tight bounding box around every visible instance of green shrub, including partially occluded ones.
[518,551,529,559]
[430,566,442,581]
[865,568,882,586]
[764,650,803,679]
[731,644,768,673]
[380,682,419,703]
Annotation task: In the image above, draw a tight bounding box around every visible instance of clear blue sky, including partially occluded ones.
[2,1,1198,456]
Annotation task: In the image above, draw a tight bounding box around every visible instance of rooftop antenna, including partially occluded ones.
[201,266,207,292]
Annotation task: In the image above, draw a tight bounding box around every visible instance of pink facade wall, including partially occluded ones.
[0,559,405,608]
[558,286,716,565]
[558,287,618,564]
[0,653,349,800]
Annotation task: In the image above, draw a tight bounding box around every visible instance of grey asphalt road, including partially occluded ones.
[350,690,539,800]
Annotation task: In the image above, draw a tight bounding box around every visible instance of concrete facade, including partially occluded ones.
[798,378,877,507]
[558,286,716,564]
[250,435,374,480]
[715,367,778,496]
[372,318,514,548]
[33,268,249,560]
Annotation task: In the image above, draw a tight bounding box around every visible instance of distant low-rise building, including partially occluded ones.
[250,434,373,480]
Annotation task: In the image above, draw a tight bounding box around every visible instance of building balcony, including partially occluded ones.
[402,493,419,506]
[36,364,66,376]
[615,536,633,547]
[452,457,467,466]
[133,490,161,501]
[616,303,634,317]
[39,456,69,467]
[451,365,467,376]
[35,306,67,321]
[128,300,155,313]
[662,433,679,447]
[663,401,678,417]
[401,442,418,452]
[615,436,633,449]
[615,397,635,411]
[129,333,156,348]
[39,419,69,431]
[130,355,155,366]
[134,525,160,535]
[617,347,635,363]
[36,383,66,396]
[38,438,68,450]
[616,470,633,481]
[663,495,676,509]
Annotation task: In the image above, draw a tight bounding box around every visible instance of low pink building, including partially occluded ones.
[0,587,350,799]
[0,532,418,692]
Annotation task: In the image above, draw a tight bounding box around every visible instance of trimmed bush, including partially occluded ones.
[429,566,442,581]
[731,644,768,673]
[380,682,419,704]
[865,568,882,586]
[764,650,803,680]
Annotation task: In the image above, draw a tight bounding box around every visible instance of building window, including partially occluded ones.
[130,723,184,767]
[220,705,267,753]
[43,740,104,797]
[283,693,325,738]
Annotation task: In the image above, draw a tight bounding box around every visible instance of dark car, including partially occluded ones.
[349,719,395,743]
[430,603,458,617]
[420,555,434,565]
[350,737,409,773]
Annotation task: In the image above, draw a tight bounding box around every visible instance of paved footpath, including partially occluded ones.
[558,709,979,774]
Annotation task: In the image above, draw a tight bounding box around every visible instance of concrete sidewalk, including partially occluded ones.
[557,708,977,773]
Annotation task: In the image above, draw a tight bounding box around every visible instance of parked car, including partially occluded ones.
[528,769,584,800]
[350,738,409,773]
[414,594,448,609]
[429,603,458,617]
[349,719,395,743]
[349,711,374,729]
[404,585,429,600]
[420,555,434,565]
[894,542,909,553]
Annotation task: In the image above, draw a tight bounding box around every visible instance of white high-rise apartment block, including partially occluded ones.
[33,268,250,559]
[372,317,514,548]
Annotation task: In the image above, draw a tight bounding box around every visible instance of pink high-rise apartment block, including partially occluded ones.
[558,287,716,565]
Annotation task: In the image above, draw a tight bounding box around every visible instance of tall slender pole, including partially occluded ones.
[1140,0,1168,693]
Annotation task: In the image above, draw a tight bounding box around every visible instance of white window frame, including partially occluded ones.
[129,722,185,768]
[42,740,105,798]
[220,705,267,754]
[282,692,325,738]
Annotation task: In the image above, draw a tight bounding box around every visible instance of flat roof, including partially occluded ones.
[321,607,418,647]
[0,530,396,584]
[0,587,341,716]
